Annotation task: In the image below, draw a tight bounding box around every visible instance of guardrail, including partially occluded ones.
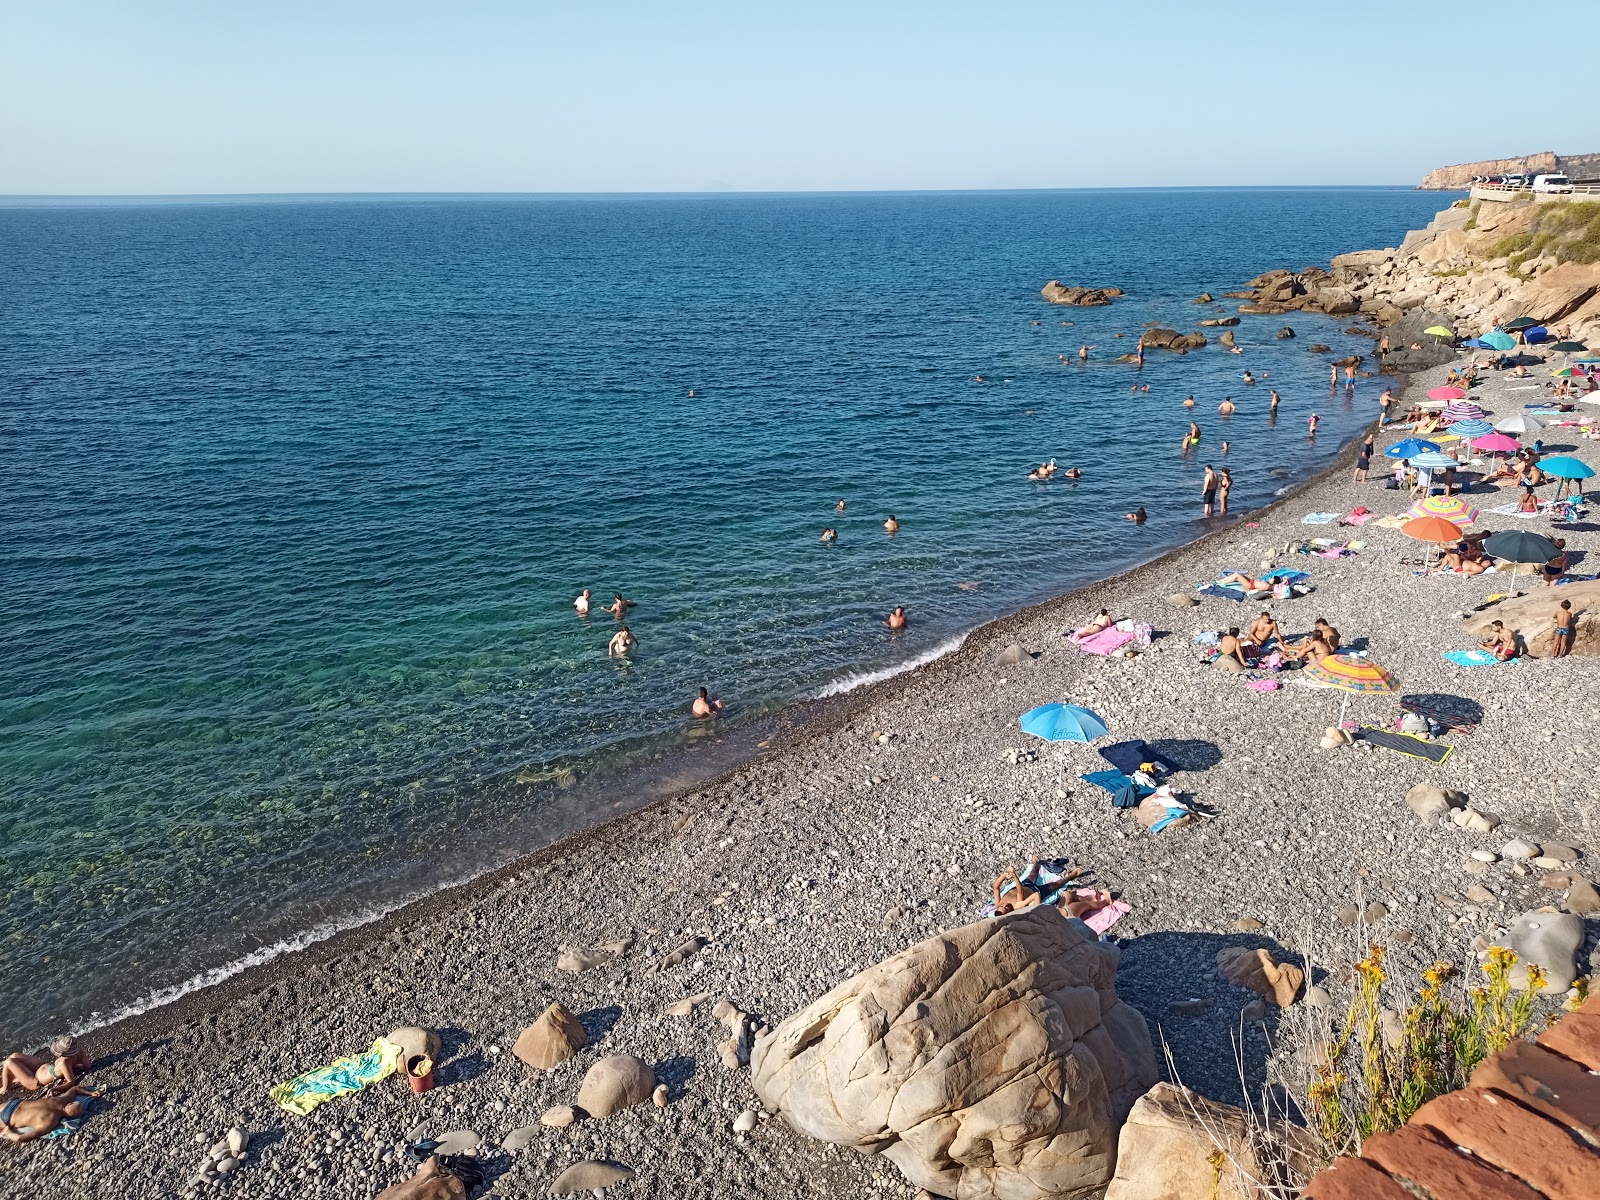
[1472,182,1600,194]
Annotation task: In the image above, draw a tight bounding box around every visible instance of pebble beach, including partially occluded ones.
[8,350,1599,1199]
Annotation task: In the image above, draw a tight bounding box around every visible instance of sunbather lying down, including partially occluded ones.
[0,1084,97,1143]
[992,857,1115,922]
[1218,571,1266,591]
[1,1037,90,1094]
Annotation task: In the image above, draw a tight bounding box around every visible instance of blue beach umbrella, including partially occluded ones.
[1410,451,1458,469]
[1020,703,1109,744]
[1539,456,1596,480]
[1479,331,1517,351]
[1447,419,1495,438]
[1385,438,1440,459]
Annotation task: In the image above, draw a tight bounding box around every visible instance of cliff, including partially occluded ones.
[1418,151,1600,188]
[1419,153,1557,189]
[1230,197,1600,370]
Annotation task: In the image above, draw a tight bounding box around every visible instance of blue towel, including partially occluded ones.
[1442,649,1517,668]
[1259,568,1310,584]
[1301,512,1339,524]
[1099,739,1179,776]
[1079,769,1151,809]
[1196,584,1246,601]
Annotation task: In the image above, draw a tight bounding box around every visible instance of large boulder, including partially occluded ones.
[1216,947,1303,1007]
[1105,1083,1319,1200]
[575,1055,656,1118]
[1140,327,1206,351]
[1490,911,1584,992]
[1462,581,1600,656]
[1041,281,1123,307]
[750,906,1157,1200]
[513,1001,588,1070]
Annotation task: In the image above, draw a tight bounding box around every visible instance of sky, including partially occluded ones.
[3,0,1598,195]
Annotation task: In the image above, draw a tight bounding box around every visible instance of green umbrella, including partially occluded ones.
[1550,340,1587,352]
[1503,317,1540,332]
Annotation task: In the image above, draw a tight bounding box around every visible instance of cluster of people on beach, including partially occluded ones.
[1,1037,99,1143]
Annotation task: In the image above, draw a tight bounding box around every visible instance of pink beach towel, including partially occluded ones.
[1073,627,1138,656]
[1073,892,1131,935]
[1244,679,1281,691]
[1342,511,1376,526]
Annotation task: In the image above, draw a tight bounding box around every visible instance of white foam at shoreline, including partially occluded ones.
[70,899,414,1038]
[814,632,971,698]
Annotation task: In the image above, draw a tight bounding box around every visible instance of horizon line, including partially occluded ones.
[0,183,1447,202]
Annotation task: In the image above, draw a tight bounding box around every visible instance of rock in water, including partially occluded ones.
[513,1000,588,1070]
[549,1160,635,1195]
[575,1055,656,1118]
[1492,911,1584,991]
[750,906,1157,1200]
[1215,947,1304,1007]
[1104,1082,1318,1200]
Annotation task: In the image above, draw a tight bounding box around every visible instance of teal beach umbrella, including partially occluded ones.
[1020,703,1109,744]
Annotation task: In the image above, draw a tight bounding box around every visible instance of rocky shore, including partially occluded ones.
[10,211,1600,1200]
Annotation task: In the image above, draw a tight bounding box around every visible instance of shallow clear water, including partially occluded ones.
[0,187,1453,1042]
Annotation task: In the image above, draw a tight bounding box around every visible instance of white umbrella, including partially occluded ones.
[1495,414,1545,434]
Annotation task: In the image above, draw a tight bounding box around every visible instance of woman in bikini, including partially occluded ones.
[1,1037,90,1094]
[992,858,1114,922]
[1542,539,1569,587]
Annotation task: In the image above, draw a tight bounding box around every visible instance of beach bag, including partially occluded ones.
[1398,713,1430,737]
[1385,477,1400,490]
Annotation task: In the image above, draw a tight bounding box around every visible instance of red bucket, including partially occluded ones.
[406,1054,435,1094]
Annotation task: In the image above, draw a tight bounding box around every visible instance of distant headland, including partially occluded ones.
[1419,151,1600,189]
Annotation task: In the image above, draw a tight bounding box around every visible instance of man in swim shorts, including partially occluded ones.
[691,687,723,718]
[1201,464,1218,515]
[0,1089,91,1143]
[1552,600,1575,657]
[1246,611,1280,648]
[884,515,900,533]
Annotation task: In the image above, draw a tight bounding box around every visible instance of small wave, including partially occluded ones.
[1274,485,1293,496]
[814,632,970,698]
[69,899,413,1037]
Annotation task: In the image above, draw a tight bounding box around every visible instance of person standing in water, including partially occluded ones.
[1269,389,1281,412]
[1202,464,1218,515]
[607,627,636,657]
[836,499,846,512]
[1078,345,1089,362]
[820,527,837,542]
[884,515,900,533]
[1218,468,1233,513]
[1218,397,1236,415]
[1307,412,1320,437]
[574,588,592,616]
[691,687,723,718]
[886,606,908,629]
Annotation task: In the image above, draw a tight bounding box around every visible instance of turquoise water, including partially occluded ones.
[0,188,1453,1042]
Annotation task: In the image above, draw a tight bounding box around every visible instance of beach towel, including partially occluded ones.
[1071,891,1131,935]
[271,1038,403,1116]
[1071,626,1138,656]
[1099,739,1180,776]
[1398,696,1478,735]
[1259,568,1311,584]
[41,1094,99,1141]
[1196,583,1246,601]
[1442,648,1519,668]
[1373,514,1408,529]
[1079,769,1149,809]
[1244,678,1281,691]
[1342,511,1377,525]
[1357,727,1453,763]
[1301,512,1339,524]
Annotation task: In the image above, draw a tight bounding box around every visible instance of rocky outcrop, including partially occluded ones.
[575,1055,656,1118]
[1234,199,1600,358]
[1041,281,1124,307]
[1461,580,1600,656]
[750,905,1157,1200]
[1105,1083,1319,1200]
[1418,152,1559,190]
[1140,327,1206,351]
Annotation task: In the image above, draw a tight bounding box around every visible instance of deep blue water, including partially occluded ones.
[0,188,1454,1042]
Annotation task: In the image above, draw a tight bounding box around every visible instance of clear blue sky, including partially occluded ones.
[4,0,1597,194]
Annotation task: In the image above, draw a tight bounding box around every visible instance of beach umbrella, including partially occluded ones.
[1483,529,1561,591]
[1541,456,1595,480]
[1385,437,1440,459]
[1020,703,1109,744]
[1409,451,1458,470]
[1551,367,1575,378]
[1424,325,1455,339]
[1495,414,1544,434]
[1479,331,1517,351]
[1503,317,1540,332]
[1550,340,1587,353]
[1472,432,1521,454]
[1440,401,1489,423]
[1304,652,1399,728]
[1410,495,1479,526]
[1428,386,1468,401]
[1448,418,1495,438]
[1402,514,1465,573]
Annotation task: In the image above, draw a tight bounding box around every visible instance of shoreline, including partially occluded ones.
[20,338,1598,1200]
[82,424,1370,1057]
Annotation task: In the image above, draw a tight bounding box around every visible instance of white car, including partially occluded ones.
[1501,174,1527,189]
[1533,174,1574,194]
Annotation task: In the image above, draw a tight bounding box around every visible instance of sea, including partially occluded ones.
[0,187,1456,1044]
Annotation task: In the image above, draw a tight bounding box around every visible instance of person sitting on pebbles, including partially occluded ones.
[1073,609,1113,639]
[1217,627,1251,668]
[1246,610,1281,649]
[1279,630,1332,665]
[2,1037,91,1095]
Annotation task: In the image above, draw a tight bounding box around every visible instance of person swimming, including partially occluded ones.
[605,593,636,618]
[1125,506,1147,523]
[691,687,723,718]
[1241,371,1255,385]
[1218,397,1235,415]
[573,588,592,616]
[820,527,838,542]
[1062,466,1081,479]
[885,605,908,629]
[607,627,636,657]
[884,515,900,533]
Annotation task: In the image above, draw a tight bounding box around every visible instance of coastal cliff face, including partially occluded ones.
[1419,153,1557,190]
[1234,199,1600,361]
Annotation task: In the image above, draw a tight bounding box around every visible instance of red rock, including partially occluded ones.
[1472,1040,1600,1138]
[1363,1125,1542,1200]
[1300,1155,1413,1200]
[1537,993,1600,1071]
[1412,1086,1600,1200]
